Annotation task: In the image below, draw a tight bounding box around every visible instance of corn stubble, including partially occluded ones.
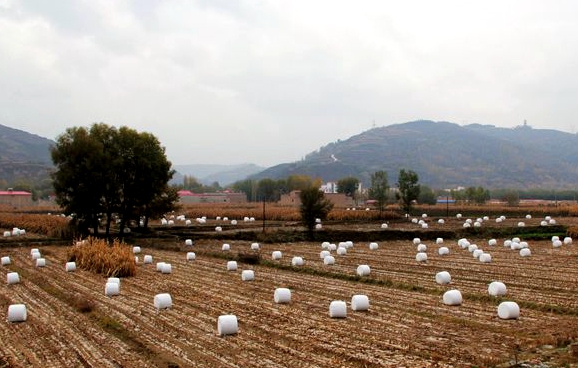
[68,237,136,277]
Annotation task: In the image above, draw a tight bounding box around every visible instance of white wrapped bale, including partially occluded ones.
[186,252,196,261]
[36,258,46,267]
[553,240,562,248]
[132,246,141,254]
[517,222,525,227]
[321,242,330,249]
[422,213,428,218]
[345,241,353,248]
[7,304,27,322]
[241,270,254,281]
[463,223,471,228]
[456,213,462,219]
[411,218,418,224]
[520,241,528,248]
[520,248,531,257]
[479,253,492,263]
[551,236,559,242]
[468,244,478,252]
[421,223,428,229]
[337,247,347,256]
[274,288,291,304]
[436,238,444,245]
[438,247,449,255]
[526,214,532,219]
[564,237,573,245]
[488,239,497,246]
[250,243,260,250]
[31,251,41,260]
[1,256,10,266]
[457,238,469,248]
[473,249,484,259]
[134,256,139,264]
[105,282,120,296]
[495,217,503,223]
[217,314,238,336]
[320,250,330,259]
[413,238,421,245]
[442,290,462,306]
[161,263,172,274]
[417,243,427,252]
[488,281,507,296]
[12,228,20,236]
[144,255,153,264]
[185,239,193,246]
[435,271,451,285]
[328,243,337,251]
[154,293,172,310]
[466,219,473,224]
[438,219,445,225]
[3,231,10,237]
[545,216,552,221]
[315,224,322,230]
[291,257,304,266]
[540,220,548,226]
[415,252,428,262]
[156,262,165,272]
[215,226,222,232]
[231,220,238,225]
[323,256,335,265]
[7,272,20,285]
[272,251,282,260]
[356,264,370,276]
[498,301,520,319]
[30,248,39,256]
[483,216,490,221]
[227,261,237,271]
[329,301,347,318]
[504,240,512,248]
[185,219,192,226]
[549,219,556,225]
[381,223,388,229]
[473,221,481,228]
[222,243,230,251]
[351,295,369,311]
[369,242,379,250]
[65,261,76,272]
[107,277,120,285]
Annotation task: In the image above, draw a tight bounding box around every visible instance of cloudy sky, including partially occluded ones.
[1,1,577,167]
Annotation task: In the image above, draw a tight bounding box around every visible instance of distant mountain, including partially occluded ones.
[0,124,54,184]
[173,163,265,186]
[252,120,578,189]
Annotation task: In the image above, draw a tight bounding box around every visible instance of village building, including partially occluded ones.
[0,189,33,207]
[178,190,247,204]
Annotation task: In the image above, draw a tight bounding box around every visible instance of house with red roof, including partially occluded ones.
[0,189,33,207]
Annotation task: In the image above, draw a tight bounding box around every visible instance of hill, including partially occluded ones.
[0,124,54,185]
[173,163,265,186]
[252,120,578,189]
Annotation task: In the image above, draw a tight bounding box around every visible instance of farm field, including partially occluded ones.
[1,234,578,367]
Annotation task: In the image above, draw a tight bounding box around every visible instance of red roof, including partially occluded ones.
[0,191,32,196]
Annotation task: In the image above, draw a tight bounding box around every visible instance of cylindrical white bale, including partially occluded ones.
[438,247,450,255]
[7,304,27,322]
[105,282,120,296]
[479,253,492,263]
[545,216,552,221]
[415,252,428,262]
[1,256,10,266]
[65,261,76,272]
[411,218,418,224]
[227,261,237,271]
[457,238,468,247]
[412,238,421,245]
[488,239,497,246]
[520,241,528,248]
[345,241,353,248]
[442,290,462,306]
[337,247,347,256]
[463,223,471,228]
[161,263,172,274]
[291,257,304,266]
[30,248,39,255]
[564,237,573,245]
[540,220,548,226]
[36,258,46,267]
[456,213,462,219]
[271,251,282,260]
[418,219,424,225]
[154,293,172,310]
[274,288,291,304]
[517,222,525,227]
[231,220,238,225]
[31,251,41,260]
[381,223,388,229]
[329,300,347,318]
[549,219,556,225]
[321,242,330,249]
[217,314,238,336]
[351,295,369,311]
[498,302,520,319]
[468,244,478,252]
[473,221,481,228]
[551,235,559,242]
[323,255,335,265]
[7,272,20,285]
[186,252,196,261]
[526,214,532,219]
[520,248,531,257]
[496,218,502,223]
[133,246,141,254]
[315,218,321,223]
[553,240,562,248]
[222,243,230,251]
[315,224,322,229]
[473,249,484,259]
[483,216,490,221]
[3,231,10,237]
[512,237,520,243]
[156,262,165,271]
[488,281,507,296]
[320,250,330,259]
[422,213,427,218]
[436,238,444,245]
[435,271,451,285]
[421,223,428,229]
[185,239,193,246]
[185,219,192,226]
[417,243,427,252]
[241,270,254,281]
[466,219,472,224]
[215,226,222,232]
[356,264,370,276]
[144,255,153,264]
[438,219,445,225]
[369,242,378,250]
[250,242,260,250]
[134,256,139,264]
[107,277,120,285]
[504,240,512,248]
[328,244,337,251]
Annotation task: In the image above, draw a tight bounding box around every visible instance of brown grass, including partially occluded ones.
[0,212,71,238]
[67,237,136,277]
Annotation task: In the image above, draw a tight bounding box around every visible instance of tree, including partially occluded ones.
[336,176,359,197]
[396,169,420,214]
[502,190,520,207]
[368,171,389,219]
[257,178,279,202]
[51,123,176,238]
[299,186,333,239]
[418,185,437,205]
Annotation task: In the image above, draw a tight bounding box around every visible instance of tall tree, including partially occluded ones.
[368,171,389,219]
[418,185,437,205]
[299,186,333,239]
[336,176,360,197]
[396,169,420,214]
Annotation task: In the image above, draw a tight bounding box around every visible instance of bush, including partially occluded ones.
[68,237,136,277]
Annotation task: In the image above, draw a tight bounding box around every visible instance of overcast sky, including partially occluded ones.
[1,1,577,167]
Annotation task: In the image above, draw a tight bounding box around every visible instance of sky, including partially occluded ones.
[1,1,577,167]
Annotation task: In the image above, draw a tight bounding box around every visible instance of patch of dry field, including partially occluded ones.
[1,237,577,367]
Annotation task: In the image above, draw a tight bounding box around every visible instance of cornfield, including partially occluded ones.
[0,213,71,238]
[67,237,136,277]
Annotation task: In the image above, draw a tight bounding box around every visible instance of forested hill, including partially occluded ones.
[252,120,578,189]
[0,124,54,185]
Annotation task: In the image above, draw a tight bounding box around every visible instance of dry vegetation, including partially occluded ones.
[67,237,136,277]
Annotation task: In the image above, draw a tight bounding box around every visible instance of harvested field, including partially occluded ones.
[1,235,578,367]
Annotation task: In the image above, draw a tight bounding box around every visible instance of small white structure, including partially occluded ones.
[369,242,379,250]
[272,251,282,260]
[143,255,153,264]
[154,293,172,310]
[186,252,196,261]
[65,262,76,272]
[227,261,237,271]
[442,290,463,306]
[438,247,450,256]
[497,302,520,320]
[323,255,335,265]
[105,282,120,296]
[241,270,255,281]
[488,281,507,297]
[7,304,27,322]
[435,271,451,285]
[274,288,291,304]
[415,252,428,262]
[132,246,141,254]
[291,257,304,266]
[217,314,238,336]
[6,272,20,285]
[185,239,193,246]
[356,264,371,276]
[222,243,231,251]
[329,301,347,318]
[250,243,260,251]
[351,295,370,311]
[1,256,10,266]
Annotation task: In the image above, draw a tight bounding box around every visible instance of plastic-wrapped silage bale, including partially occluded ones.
[381,223,388,229]
[356,264,370,276]
[369,242,378,250]
[143,255,153,264]
[105,282,120,296]
[412,238,421,245]
[222,243,230,251]
[36,258,46,267]
[435,271,451,285]
[186,252,196,261]
[132,246,141,254]
[329,301,347,318]
[436,238,443,245]
[337,247,347,256]
[271,251,282,260]
[442,290,462,306]
[321,242,330,249]
[65,262,76,272]
[274,288,291,304]
[553,240,562,248]
[488,281,507,296]
[7,304,27,322]
[415,252,427,262]
[154,293,172,310]
[323,256,335,265]
[241,270,254,281]
[473,249,483,259]
[1,256,10,266]
[488,239,497,246]
[217,315,238,336]
[351,295,369,311]
[417,243,427,252]
[291,257,304,266]
[438,247,449,255]
[479,253,492,263]
[227,261,237,271]
[250,243,260,250]
[185,239,193,246]
[497,302,520,319]
[564,237,573,245]
[156,262,165,272]
[6,272,20,285]
[161,263,172,274]
[320,250,330,259]
[520,248,531,257]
